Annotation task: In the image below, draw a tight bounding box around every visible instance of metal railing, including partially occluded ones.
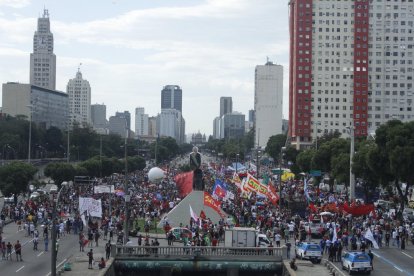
[114,245,286,259]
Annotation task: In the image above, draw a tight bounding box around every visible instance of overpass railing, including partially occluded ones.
[114,245,286,259]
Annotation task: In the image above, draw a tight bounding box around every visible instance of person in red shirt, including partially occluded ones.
[14,240,22,261]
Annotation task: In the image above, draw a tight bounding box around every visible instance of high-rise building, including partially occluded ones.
[220,112,245,140]
[30,9,56,90]
[91,104,107,129]
[66,70,91,127]
[109,114,127,138]
[220,97,233,117]
[2,83,68,129]
[213,117,221,139]
[157,109,183,142]
[248,109,255,123]
[161,85,182,111]
[289,0,414,149]
[254,61,283,148]
[135,107,149,137]
[116,111,131,130]
[148,116,157,137]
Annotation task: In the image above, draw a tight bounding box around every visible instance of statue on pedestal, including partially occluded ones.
[189,147,204,191]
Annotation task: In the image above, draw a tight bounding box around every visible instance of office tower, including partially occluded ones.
[161,85,182,112]
[289,0,414,149]
[116,111,131,130]
[213,117,221,139]
[66,69,91,127]
[157,109,183,142]
[148,116,157,137]
[220,112,245,140]
[109,114,128,138]
[248,109,255,123]
[2,82,68,129]
[91,104,107,129]
[135,107,149,137]
[30,9,56,90]
[220,97,233,117]
[254,61,283,148]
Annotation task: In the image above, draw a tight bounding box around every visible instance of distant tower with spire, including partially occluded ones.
[30,8,56,90]
[66,64,92,127]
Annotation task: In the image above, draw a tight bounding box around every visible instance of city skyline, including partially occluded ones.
[0,0,289,136]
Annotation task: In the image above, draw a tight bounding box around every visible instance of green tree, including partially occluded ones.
[296,149,316,173]
[0,161,37,196]
[265,134,287,161]
[44,162,77,187]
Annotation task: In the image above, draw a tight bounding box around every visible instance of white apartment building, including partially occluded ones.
[157,109,183,142]
[30,9,56,90]
[135,107,149,137]
[289,0,414,148]
[66,70,91,127]
[254,61,283,148]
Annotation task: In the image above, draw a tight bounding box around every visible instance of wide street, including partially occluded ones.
[0,219,81,276]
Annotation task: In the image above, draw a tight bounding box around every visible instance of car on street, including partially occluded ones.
[167,227,193,242]
[341,251,372,274]
[295,242,322,263]
[4,194,14,203]
[304,221,324,237]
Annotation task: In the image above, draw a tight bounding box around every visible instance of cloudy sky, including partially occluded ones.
[0,0,290,136]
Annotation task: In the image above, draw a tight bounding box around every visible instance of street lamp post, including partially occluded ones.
[27,105,33,164]
[279,147,286,211]
[123,122,130,244]
[51,182,68,276]
[256,148,261,179]
[347,126,355,201]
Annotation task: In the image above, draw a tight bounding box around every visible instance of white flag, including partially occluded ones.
[189,205,199,222]
[332,223,338,243]
[364,228,379,249]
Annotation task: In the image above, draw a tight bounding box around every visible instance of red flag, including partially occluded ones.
[200,210,206,220]
[309,203,318,213]
[267,184,279,206]
[204,192,224,217]
[174,172,193,197]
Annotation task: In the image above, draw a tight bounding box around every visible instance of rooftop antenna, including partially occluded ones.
[43,7,49,18]
[78,63,82,72]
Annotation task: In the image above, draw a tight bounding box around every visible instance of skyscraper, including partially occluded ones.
[30,9,56,90]
[289,0,414,149]
[91,104,107,129]
[254,61,283,148]
[116,111,131,130]
[161,85,182,111]
[135,107,149,137]
[220,97,233,117]
[66,69,91,127]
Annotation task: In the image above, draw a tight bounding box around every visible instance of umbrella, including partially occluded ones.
[320,211,333,216]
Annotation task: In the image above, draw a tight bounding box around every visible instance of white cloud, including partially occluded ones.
[0,0,30,8]
[0,0,290,135]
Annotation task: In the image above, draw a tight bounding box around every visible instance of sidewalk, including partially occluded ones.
[56,239,113,276]
[284,260,332,276]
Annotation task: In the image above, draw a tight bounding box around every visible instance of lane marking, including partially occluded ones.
[37,251,44,257]
[45,258,67,276]
[373,252,405,273]
[401,252,413,259]
[16,265,25,272]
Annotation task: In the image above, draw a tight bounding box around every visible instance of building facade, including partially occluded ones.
[66,70,91,127]
[91,104,107,129]
[109,113,128,138]
[30,9,56,90]
[220,112,245,140]
[135,107,149,137]
[213,117,221,139]
[255,61,284,148]
[161,85,182,111]
[289,0,414,148]
[220,97,233,117]
[2,83,68,129]
[157,109,183,142]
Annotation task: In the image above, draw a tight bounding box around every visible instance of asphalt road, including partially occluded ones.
[326,245,414,276]
[0,221,80,276]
